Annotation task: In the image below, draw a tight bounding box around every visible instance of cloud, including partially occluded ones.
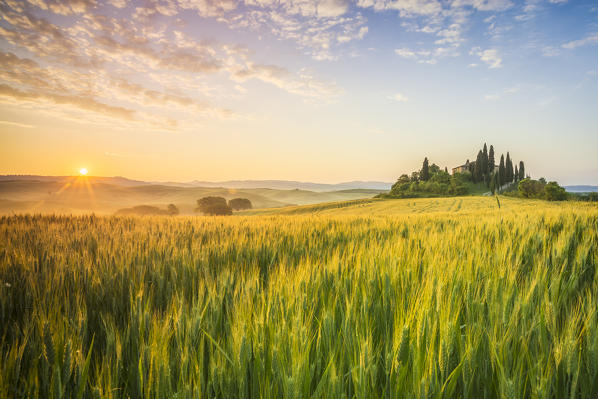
[232,64,342,99]
[222,2,368,61]
[483,84,544,101]
[450,0,513,12]
[357,0,443,16]
[394,48,418,59]
[22,0,97,15]
[0,120,35,128]
[471,47,502,68]
[318,0,351,17]
[0,83,136,120]
[388,93,409,102]
[562,33,598,49]
[541,46,560,57]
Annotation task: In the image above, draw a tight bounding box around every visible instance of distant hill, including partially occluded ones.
[0,176,385,215]
[0,175,147,186]
[0,175,392,191]
[184,180,392,191]
[565,185,598,193]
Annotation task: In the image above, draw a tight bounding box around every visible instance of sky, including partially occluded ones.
[0,0,597,185]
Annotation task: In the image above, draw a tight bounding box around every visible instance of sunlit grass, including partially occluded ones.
[1,197,597,397]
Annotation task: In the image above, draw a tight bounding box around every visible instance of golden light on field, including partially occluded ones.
[79,168,88,176]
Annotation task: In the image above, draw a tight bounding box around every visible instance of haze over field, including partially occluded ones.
[1,0,597,184]
[0,175,388,214]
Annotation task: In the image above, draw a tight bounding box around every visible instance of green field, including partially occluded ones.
[1,197,598,397]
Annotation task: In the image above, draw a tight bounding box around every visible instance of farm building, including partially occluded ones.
[452,161,498,175]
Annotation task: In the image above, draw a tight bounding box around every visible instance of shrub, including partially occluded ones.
[543,181,567,201]
[518,178,546,198]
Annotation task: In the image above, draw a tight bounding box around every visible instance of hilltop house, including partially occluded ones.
[452,161,498,175]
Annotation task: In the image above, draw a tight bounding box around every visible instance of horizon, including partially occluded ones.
[1,0,598,185]
[1,173,597,188]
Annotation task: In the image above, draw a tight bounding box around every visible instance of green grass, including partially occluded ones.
[1,197,598,397]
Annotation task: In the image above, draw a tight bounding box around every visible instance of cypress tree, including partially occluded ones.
[505,152,513,183]
[488,145,495,174]
[519,161,525,180]
[474,151,484,183]
[514,165,519,182]
[482,143,489,175]
[421,157,430,181]
[499,154,505,187]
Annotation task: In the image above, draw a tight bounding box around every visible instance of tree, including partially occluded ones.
[195,196,232,215]
[474,150,484,183]
[167,204,179,215]
[514,165,519,182]
[505,152,513,183]
[518,178,546,198]
[519,161,525,181]
[421,157,430,181]
[488,145,495,173]
[544,182,567,201]
[498,154,505,187]
[444,166,448,174]
[229,198,253,211]
[482,143,489,175]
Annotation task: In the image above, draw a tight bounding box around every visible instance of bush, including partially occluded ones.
[543,182,567,201]
[195,197,232,216]
[228,198,252,211]
[167,204,179,215]
[518,178,546,198]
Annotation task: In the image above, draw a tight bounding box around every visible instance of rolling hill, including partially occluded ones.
[0,176,385,215]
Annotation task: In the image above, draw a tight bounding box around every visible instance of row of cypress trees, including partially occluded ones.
[469,143,525,188]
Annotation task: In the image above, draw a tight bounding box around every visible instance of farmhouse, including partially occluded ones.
[452,161,498,175]
[452,162,472,175]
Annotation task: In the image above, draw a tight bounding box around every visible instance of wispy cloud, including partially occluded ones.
[0,120,34,128]
[471,47,503,68]
[562,33,598,49]
[388,93,409,102]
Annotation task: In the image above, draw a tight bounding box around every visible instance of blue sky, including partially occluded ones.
[0,0,597,184]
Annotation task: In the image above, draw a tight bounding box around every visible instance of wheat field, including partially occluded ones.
[1,197,597,398]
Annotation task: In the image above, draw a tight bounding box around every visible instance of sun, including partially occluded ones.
[79,168,88,176]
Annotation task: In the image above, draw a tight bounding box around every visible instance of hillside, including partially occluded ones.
[0,177,384,215]
[242,195,598,217]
